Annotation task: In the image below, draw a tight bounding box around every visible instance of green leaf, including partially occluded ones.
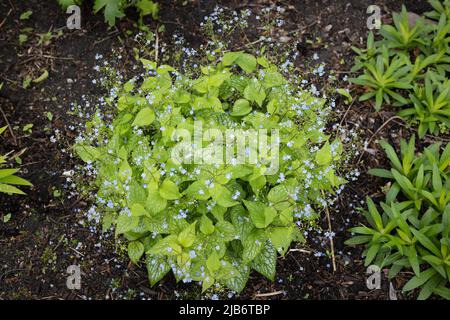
[268,226,294,254]
[366,197,383,231]
[380,140,403,172]
[266,99,279,115]
[132,107,155,127]
[146,189,167,214]
[183,180,210,201]
[344,235,372,245]
[403,268,436,292]
[20,10,33,20]
[407,246,420,276]
[75,145,100,163]
[235,53,257,73]
[222,263,250,293]
[146,254,170,285]
[116,214,139,235]
[368,168,393,178]
[202,273,215,292]
[222,51,243,66]
[93,0,125,27]
[210,184,238,208]
[251,242,277,281]
[267,184,289,203]
[243,200,276,228]
[148,235,182,255]
[159,180,181,200]
[434,285,450,300]
[0,183,26,195]
[231,205,254,239]
[364,243,380,266]
[249,175,266,195]
[200,215,215,235]
[177,222,197,248]
[242,229,265,262]
[244,80,266,107]
[130,203,148,217]
[432,164,442,193]
[315,141,332,165]
[118,159,132,181]
[128,241,145,264]
[136,0,159,19]
[206,251,221,273]
[411,228,441,257]
[0,169,18,180]
[215,221,236,241]
[230,99,251,116]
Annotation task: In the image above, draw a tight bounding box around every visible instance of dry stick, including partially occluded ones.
[236,20,317,51]
[237,37,266,50]
[338,100,355,127]
[287,20,318,36]
[254,291,284,298]
[0,9,12,30]
[68,246,85,257]
[155,26,159,63]
[288,248,312,254]
[322,190,336,272]
[0,105,17,146]
[7,0,15,11]
[357,115,402,164]
[39,54,75,60]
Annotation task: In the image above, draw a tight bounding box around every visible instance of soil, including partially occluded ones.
[0,0,442,300]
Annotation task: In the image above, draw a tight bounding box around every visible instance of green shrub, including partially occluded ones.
[58,0,159,27]
[0,126,32,195]
[346,136,450,299]
[351,2,450,138]
[75,52,345,292]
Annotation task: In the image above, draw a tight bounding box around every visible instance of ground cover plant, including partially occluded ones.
[2,0,449,301]
[351,1,450,137]
[346,137,450,299]
[74,51,345,292]
[347,0,450,300]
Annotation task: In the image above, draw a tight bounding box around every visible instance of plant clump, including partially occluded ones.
[75,51,345,292]
[347,137,450,299]
[351,2,450,138]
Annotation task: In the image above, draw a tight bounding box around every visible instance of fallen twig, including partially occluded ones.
[338,100,355,127]
[254,291,284,298]
[288,248,312,254]
[322,190,337,272]
[0,105,17,146]
[0,9,12,30]
[357,115,402,163]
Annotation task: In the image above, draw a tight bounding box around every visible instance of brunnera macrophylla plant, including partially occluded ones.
[74,51,345,292]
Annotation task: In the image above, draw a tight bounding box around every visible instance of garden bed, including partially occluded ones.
[0,0,447,300]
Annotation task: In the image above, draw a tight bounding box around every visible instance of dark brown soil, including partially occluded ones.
[0,0,440,300]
